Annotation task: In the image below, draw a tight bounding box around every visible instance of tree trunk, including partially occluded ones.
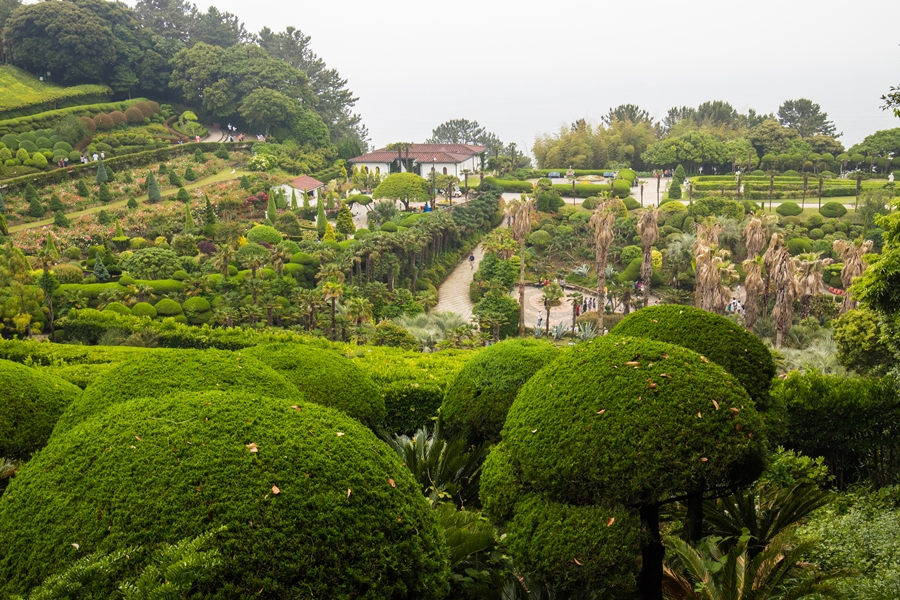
[682,485,705,543]
[637,502,663,600]
[518,240,526,335]
[330,298,336,342]
[545,302,551,335]
[597,248,608,333]
[641,247,652,308]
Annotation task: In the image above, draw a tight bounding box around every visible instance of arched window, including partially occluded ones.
[375,166,380,174]
[442,167,448,175]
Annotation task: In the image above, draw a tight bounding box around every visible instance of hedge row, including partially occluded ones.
[0,141,246,191]
[0,89,114,122]
[553,180,632,198]
[0,98,142,133]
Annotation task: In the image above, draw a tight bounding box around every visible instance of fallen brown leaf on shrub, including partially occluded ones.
[388,478,396,488]
[272,485,280,494]
[247,443,258,453]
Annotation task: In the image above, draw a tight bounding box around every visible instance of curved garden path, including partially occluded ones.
[9,169,250,233]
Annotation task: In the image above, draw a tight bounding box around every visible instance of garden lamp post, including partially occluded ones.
[431,158,436,205]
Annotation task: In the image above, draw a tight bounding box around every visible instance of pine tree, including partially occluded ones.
[302,190,310,211]
[76,180,90,197]
[98,182,112,203]
[316,196,326,239]
[0,189,5,214]
[168,171,182,186]
[98,210,113,225]
[158,163,167,174]
[25,183,39,205]
[326,192,335,210]
[96,158,108,184]
[54,210,70,228]
[214,144,229,159]
[106,166,115,183]
[240,175,250,190]
[49,194,64,212]
[204,195,216,225]
[185,203,195,231]
[323,221,336,242]
[127,196,138,209]
[184,165,197,181]
[267,194,278,222]
[290,188,297,209]
[46,232,60,259]
[147,171,161,202]
[28,195,45,218]
[115,218,125,238]
[336,204,356,235]
[176,187,190,202]
[93,255,110,282]
[193,148,205,163]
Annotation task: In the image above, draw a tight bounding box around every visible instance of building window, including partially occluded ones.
[442,167,447,175]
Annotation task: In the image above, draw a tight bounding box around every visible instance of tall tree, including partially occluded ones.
[778,98,839,138]
[637,209,658,307]
[427,119,492,145]
[604,104,653,125]
[590,201,617,332]
[507,196,532,336]
[372,173,430,212]
[834,238,873,314]
[239,88,297,136]
[772,247,798,348]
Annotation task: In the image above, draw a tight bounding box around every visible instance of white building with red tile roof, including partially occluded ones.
[348,143,485,179]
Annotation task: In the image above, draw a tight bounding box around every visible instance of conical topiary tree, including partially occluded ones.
[127,197,138,209]
[204,195,216,226]
[146,171,161,202]
[25,183,39,205]
[98,182,112,203]
[267,193,278,222]
[53,210,69,228]
[302,190,310,211]
[316,196,326,239]
[49,194,64,212]
[93,255,110,282]
[76,180,89,197]
[27,195,45,218]
[0,189,5,214]
[184,165,197,181]
[176,187,190,202]
[96,158,108,184]
[193,147,204,163]
[114,218,124,238]
[290,188,297,209]
[45,232,59,260]
[168,171,182,187]
[214,144,229,159]
[323,221,336,242]
[336,204,355,235]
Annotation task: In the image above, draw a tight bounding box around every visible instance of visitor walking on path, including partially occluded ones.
[469,253,475,269]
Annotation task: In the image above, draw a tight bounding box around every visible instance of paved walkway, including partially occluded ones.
[201,126,226,143]
[432,241,488,320]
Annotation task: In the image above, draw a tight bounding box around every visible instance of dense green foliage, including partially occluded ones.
[0,391,450,598]
[0,359,81,460]
[773,371,900,489]
[611,305,777,410]
[441,339,558,444]
[54,349,304,433]
[243,344,385,429]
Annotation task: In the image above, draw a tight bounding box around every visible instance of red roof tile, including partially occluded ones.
[291,175,324,191]
[349,143,486,164]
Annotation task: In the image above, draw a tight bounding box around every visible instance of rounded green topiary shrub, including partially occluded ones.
[809,228,825,240]
[623,197,641,210]
[480,337,765,594]
[182,296,211,313]
[154,298,183,316]
[380,221,398,233]
[610,304,776,409]
[54,349,305,434]
[782,169,801,178]
[0,360,81,460]
[441,339,558,445]
[246,224,283,244]
[787,237,812,255]
[775,201,802,216]
[244,344,386,429]
[0,391,450,599]
[130,301,157,318]
[102,301,131,315]
[819,201,848,218]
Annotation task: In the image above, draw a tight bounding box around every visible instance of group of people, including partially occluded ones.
[725,298,745,315]
[575,296,598,316]
[225,123,247,143]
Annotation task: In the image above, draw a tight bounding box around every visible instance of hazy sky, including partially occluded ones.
[197,0,898,153]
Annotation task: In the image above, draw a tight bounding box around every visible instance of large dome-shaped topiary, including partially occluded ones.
[243,344,385,429]
[54,349,304,433]
[0,360,81,460]
[480,336,765,595]
[0,391,449,598]
[610,305,776,409]
[441,339,558,444]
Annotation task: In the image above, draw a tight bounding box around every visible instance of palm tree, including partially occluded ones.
[794,252,832,318]
[270,246,291,278]
[833,238,873,313]
[693,219,723,310]
[637,208,659,307]
[343,296,373,328]
[590,201,617,331]
[772,247,798,348]
[742,214,767,258]
[665,232,696,289]
[541,282,564,335]
[741,256,764,330]
[761,233,782,318]
[214,244,235,277]
[507,195,533,336]
[318,263,346,341]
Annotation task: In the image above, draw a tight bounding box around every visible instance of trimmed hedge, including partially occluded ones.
[246,224,283,244]
[819,201,848,218]
[154,298,183,316]
[0,359,81,459]
[243,344,386,429]
[610,305,777,410]
[0,391,449,598]
[441,339,558,444]
[53,349,304,434]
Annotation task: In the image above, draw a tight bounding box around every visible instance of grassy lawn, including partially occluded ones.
[8,168,250,233]
[0,66,110,114]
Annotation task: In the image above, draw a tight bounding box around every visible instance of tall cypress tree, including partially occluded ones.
[98,182,112,203]
[302,190,310,211]
[290,189,297,209]
[96,158,108,184]
[204,195,216,225]
[185,203,195,231]
[114,218,125,238]
[54,210,70,228]
[146,170,161,202]
[0,188,5,214]
[316,195,326,239]
[267,194,278,223]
